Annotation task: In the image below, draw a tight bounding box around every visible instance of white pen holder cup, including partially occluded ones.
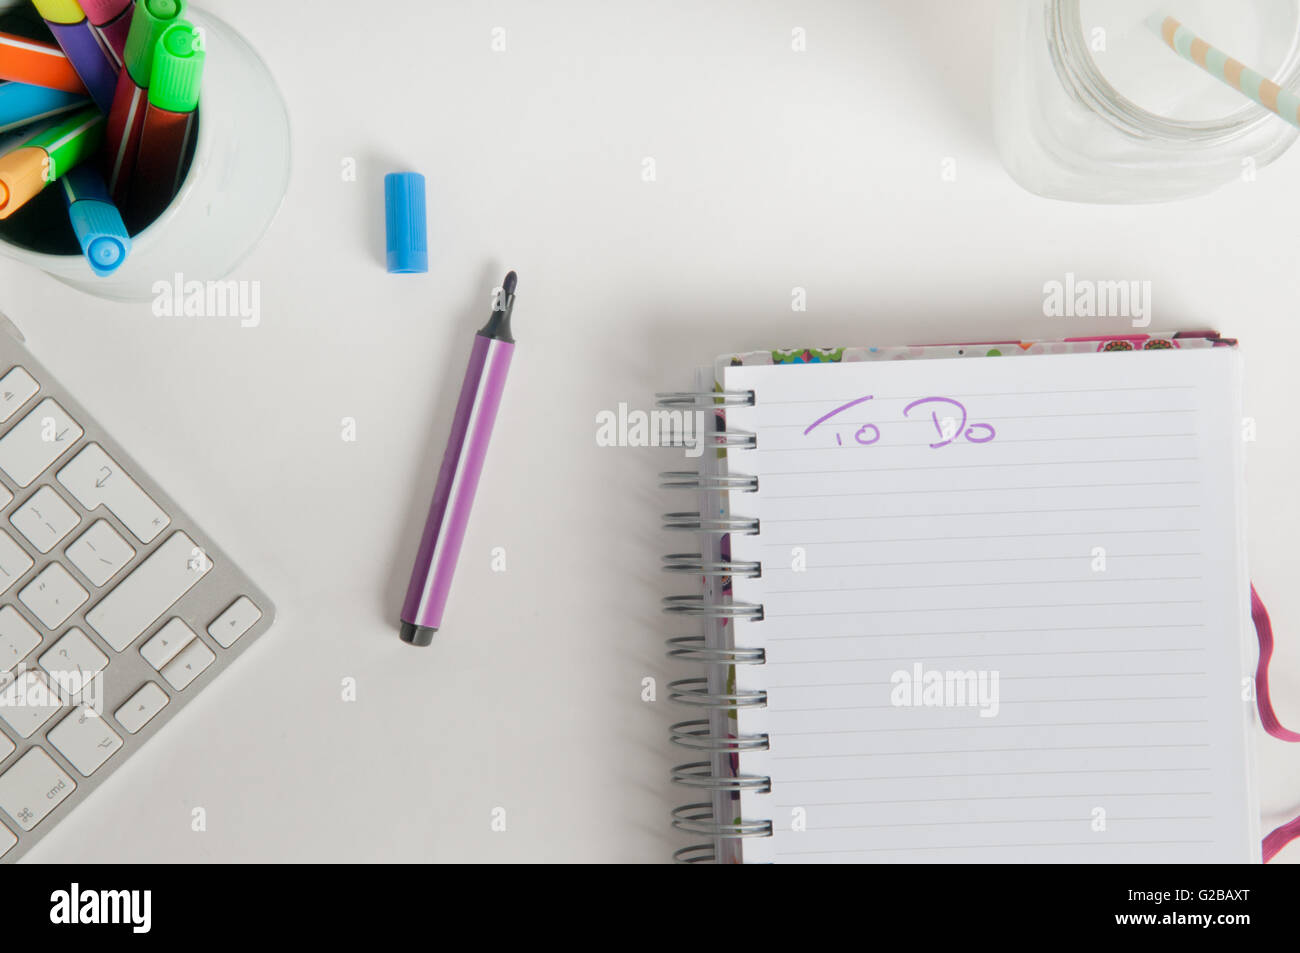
[0,2,290,300]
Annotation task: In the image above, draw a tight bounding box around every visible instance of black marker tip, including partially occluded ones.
[400,621,437,646]
[503,271,517,295]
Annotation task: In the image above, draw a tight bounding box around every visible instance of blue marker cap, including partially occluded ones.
[384,171,427,274]
[61,166,132,277]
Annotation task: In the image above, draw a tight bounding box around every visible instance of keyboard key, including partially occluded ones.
[0,730,12,762]
[19,563,88,630]
[39,628,109,689]
[65,520,134,587]
[85,532,211,651]
[9,486,79,554]
[0,747,75,831]
[0,670,63,738]
[0,820,14,858]
[0,606,39,673]
[114,682,168,734]
[0,529,34,595]
[140,618,195,670]
[209,596,263,648]
[57,444,169,544]
[48,705,122,777]
[160,638,215,690]
[0,366,38,424]
[0,398,83,487]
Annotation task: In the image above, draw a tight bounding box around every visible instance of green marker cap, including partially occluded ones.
[22,107,105,181]
[149,22,206,113]
[124,0,186,86]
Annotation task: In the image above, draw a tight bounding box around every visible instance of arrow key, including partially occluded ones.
[114,682,168,734]
[160,637,215,690]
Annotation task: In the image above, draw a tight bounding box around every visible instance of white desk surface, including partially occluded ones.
[1,0,1297,863]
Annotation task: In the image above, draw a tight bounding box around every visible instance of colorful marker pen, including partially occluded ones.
[79,0,135,64]
[30,0,118,113]
[127,17,201,229]
[104,0,185,204]
[399,272,519,646]
[0,106,104,218]
[0,81,89,135]
[0,30,88,94]
[61,164,130,275]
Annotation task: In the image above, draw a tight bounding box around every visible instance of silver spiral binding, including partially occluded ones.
[672,803,773,838]
[662,513,760,535]
[655,389,755,408]
[672,762,771,793]
[667,677,767,709]
[661,553,762,579]
[670,719,768,751]
[671,844,716,864]
[662,595,763,620]
[659,471,759,492]
[660,387,770,862]
[665,637,765,664]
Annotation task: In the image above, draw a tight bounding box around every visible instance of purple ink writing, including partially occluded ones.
[902,397,996,447]
[803,394,996,448]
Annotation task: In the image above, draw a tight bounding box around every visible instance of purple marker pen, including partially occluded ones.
[399,271,518,646]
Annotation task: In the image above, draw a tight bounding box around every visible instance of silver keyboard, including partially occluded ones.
[0,324,274,862]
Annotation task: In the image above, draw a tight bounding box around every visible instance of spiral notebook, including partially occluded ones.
[663,334,1262,863]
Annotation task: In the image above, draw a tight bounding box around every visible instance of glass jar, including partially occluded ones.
[0,2,290,299]
[994,0,1300,202]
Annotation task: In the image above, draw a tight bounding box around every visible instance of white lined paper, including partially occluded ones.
[724,349,1257,863]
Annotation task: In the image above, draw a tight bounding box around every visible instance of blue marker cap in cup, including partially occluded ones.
[60,166,131,277]
[384,171,428,274]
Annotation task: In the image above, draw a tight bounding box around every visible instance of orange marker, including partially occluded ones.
[0,30,89,95]
[0,106,104,219]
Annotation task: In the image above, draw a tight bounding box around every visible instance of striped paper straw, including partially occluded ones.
[1151,14,1300,128]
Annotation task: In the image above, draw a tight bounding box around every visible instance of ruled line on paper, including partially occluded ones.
[765,623,1205,642]
[763,481,1200,501]
[760,530,1201,545]
[762,505,1199,524]
[787,816,1216,831]
[772,744,1210,761]
[766,600,1204,618]
[782,768,1213,782]
[761,457,1199,476]
[771,673,1208,689]
[774,650,1206,665]
[777,720,1210,735]
[771,696,1211,712]
[763,576,1202,595]
[762,553,1201,570]
[776,841,1216,856]
[769,647,1206,660]
[765,434,1198,452]
[773,792,1215,808]
[762,384,1198,404]
[759,409,1199,428]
